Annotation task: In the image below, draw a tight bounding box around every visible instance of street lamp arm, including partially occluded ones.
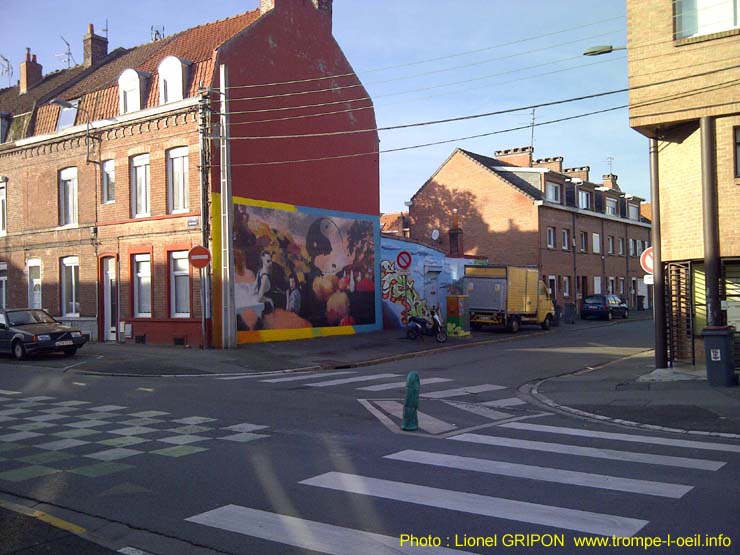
[583,45,627,56]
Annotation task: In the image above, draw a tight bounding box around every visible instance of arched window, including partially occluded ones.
[158,56,190,105]
[118,69,149,115]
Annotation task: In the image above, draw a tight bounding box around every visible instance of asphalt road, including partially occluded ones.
[0,320,738,555]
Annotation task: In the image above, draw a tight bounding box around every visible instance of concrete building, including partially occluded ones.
[0,0,380,348]
[407,147,651,313]
[627,0,740,366]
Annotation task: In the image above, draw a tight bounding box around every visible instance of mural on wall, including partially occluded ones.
[381,259,433,326]
[233,200,378,339]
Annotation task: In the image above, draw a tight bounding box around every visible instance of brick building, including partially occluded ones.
[627,0,740,366]
[407,147,651,312]
[0,0,380,348]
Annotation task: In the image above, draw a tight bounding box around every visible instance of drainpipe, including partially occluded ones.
[650,137,667,369]
[701,117,721,327]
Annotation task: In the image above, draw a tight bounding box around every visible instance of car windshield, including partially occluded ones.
[7,309,57,326]
[584,296,605,304]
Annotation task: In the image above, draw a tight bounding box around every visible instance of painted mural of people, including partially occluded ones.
[255,251,274,314]
[286,273,302,314]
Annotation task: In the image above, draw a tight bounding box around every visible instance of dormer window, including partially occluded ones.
[158,56,190,105]
[56,99,79,131]
[118,69,149,115]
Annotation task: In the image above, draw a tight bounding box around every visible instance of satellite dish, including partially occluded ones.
[431,229,440,241]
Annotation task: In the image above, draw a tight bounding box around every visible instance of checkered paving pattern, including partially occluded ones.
[0,391,269,483]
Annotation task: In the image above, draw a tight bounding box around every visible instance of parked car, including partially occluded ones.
[0,308,87,360]
[581,294,629,321]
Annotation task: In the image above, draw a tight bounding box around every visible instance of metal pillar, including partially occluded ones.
[220,64,236,349]
[701,116,721,328]
[649,137,667,368]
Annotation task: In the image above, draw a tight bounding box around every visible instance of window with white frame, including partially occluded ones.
[0,181,6,235]
[675,0,740,39]
[628,204,640,220]
[608,236,614,254]
[61,256,80,316]
[28,259,41,309]
[131,154,150,217]
[548,275,556,297]
[0,262,6,309]
[618,237,625,255]
[59,167,78,226]
[608,277,615,294]
[563,276,570,297]
[580,231,588,252]
[158,56,188,105]
[170,251,190,317]
[547,227,556,249]
[606,197,618,216]
[134,254,152,318]
[545,182,561,203]
[629,238,636,256]
[619,277,625,295]
[562,228,570,251]
[167,147,189,213]
[118,69,143,115]
[578,190,592,210]
[592,233,601,254]
[102,160,115,203]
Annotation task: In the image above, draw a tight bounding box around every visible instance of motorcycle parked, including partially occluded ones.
[406,309,448,343]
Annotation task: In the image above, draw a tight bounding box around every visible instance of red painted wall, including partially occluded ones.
[214,0,380,216]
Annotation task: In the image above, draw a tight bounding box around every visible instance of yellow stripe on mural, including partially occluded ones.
[233,196,297,212]
[237,326,356,344]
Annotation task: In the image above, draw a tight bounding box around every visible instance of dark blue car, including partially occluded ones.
[0,308,87,360]
[581,294,629,321]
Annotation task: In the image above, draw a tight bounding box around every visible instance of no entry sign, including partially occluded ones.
[188,245,211,269]
[640,246,654,274]
[396,250,412,270]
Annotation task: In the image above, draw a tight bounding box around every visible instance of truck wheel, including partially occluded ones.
[541,315,552,331]
[508,317,521,333]
[12,341,26,361]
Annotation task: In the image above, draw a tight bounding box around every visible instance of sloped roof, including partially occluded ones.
[0,64,88,116]
[459,149,544,200]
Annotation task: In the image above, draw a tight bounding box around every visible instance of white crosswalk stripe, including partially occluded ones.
[186,505,474,555]
[384,449,693,498]
[306,373,400,388]
[421,384,506,399]
[449,433,726,470]
[499,422,740,453]
[481,397,526,408]
[300,472,649,537]
[375,400,457,434]
[261,371,356,383]
[357,377,452,392]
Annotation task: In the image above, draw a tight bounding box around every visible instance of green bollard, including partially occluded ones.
[401,371,420,431]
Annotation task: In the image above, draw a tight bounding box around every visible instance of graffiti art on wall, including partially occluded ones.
[233,201,377,335]
[380,259,432,326]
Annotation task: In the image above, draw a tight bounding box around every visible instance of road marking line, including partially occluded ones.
[499,422,740,453]
[375,400,457,434]
[421,384,506,399]
[444,401,511,421]
[300,472,648,537]
[0,498,86,535]
[357,377,452,392]
[0,390,22,395]
[72,382,87,387]
[261,371,356,383]
[384,450,693,498]
[482,397,526,408]
[449,434,726,470]
[307,373,400,388]
[119,547,154,555]
[186,505,474,554]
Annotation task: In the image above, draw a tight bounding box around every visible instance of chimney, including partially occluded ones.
[19,48,43,94]
[564,166,590,182]
[493,146,533,167]
[448,209,464,258]
[83,24,108,67]
[533,156,563,173]
[602,173,620,191]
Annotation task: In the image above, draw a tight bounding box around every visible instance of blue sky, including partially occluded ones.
[4,0,646,213]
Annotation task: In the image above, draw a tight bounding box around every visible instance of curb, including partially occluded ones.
[524,351,740,441]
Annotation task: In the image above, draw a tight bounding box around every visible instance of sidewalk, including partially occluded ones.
[531,350,740,438]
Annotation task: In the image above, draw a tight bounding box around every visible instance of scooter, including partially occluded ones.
[406,309,447,343]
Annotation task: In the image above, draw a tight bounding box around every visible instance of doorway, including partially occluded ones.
[102,257,118,341]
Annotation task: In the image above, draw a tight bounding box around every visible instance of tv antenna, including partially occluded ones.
[56,36,76,68]
[604,156,615,174]
[151,25,165,41]
[0,54,12,87]
[529,108,536,150]
[103,19,109,39]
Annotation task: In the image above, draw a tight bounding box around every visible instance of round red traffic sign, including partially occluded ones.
[640,246,654,274]
[396,250,412,270]
[188,245,211,269]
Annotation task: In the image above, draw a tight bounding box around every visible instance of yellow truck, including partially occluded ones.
[464,265,554,332]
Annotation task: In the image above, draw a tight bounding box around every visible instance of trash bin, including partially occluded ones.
[701,326,738,387]
[563,303,577,324]
[552,303,561,327]
[637,295,645,311]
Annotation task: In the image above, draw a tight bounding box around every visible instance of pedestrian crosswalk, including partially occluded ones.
[186,418,739,553]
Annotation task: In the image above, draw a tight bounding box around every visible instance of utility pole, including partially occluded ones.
[198,91,211,348]
[219,64,236,349]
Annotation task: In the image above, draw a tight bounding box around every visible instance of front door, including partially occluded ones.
[102,257,118,341]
